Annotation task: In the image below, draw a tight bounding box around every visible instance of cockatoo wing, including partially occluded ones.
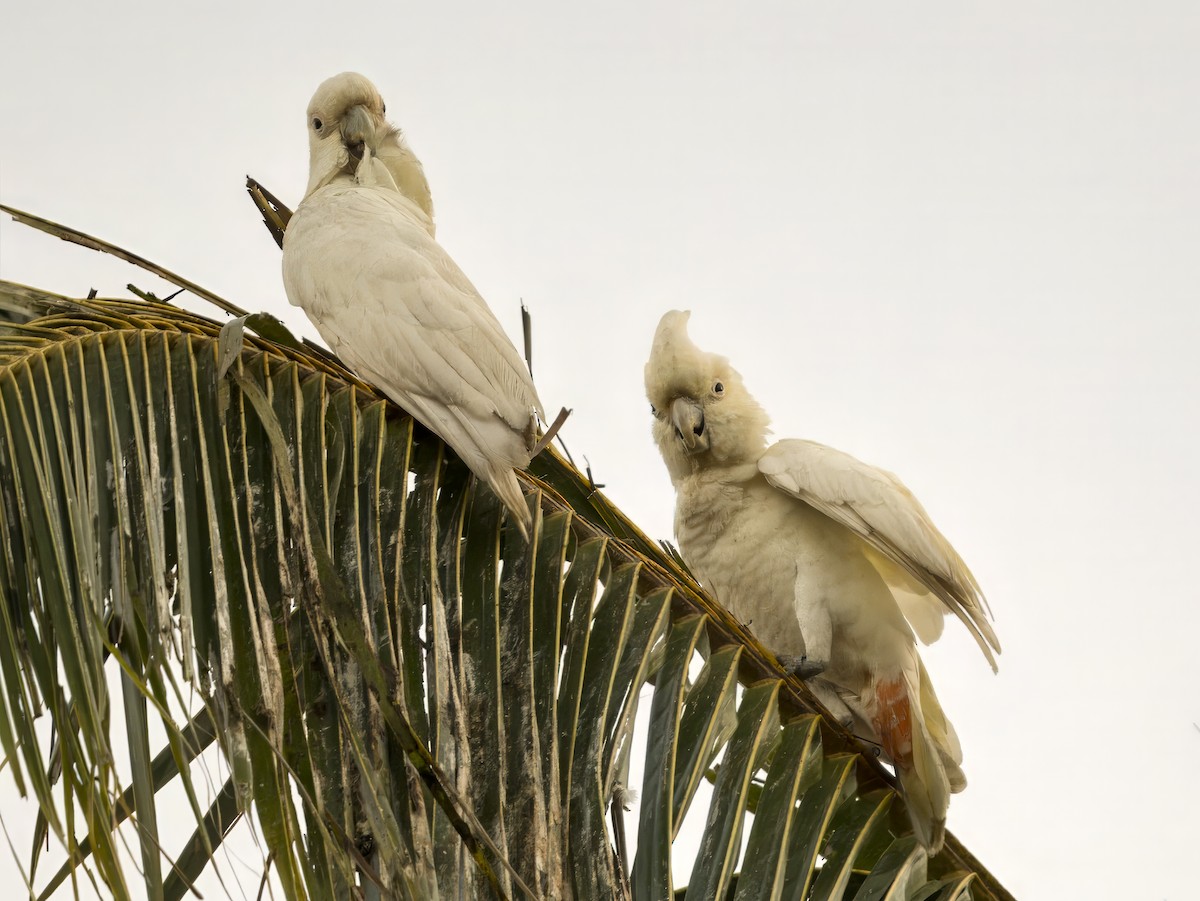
[758,439,1000,671]
[283,184,543,533]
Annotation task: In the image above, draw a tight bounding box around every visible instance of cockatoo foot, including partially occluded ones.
[778,655,826,680]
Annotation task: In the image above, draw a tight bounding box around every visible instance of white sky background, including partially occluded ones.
[1,1,1198,898]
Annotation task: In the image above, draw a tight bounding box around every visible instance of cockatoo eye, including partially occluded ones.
[312,117,323,131]
[713,381,725,395]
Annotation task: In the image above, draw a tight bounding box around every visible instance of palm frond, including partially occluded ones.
[0,198,1015,901]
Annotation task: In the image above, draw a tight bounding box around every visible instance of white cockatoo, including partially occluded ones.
[282,72,546,538]
[644,310,1000,852]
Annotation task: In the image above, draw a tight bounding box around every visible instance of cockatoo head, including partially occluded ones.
[302,72,434,222]
[645,310,770,481]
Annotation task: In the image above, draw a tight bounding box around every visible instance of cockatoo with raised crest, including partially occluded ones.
[282,72,547,538]
[644,310,1000,852]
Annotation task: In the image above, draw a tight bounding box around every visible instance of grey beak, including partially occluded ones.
[340,104,378,158]
[670,397,709,454]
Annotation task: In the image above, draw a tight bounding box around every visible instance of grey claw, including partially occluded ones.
[779,654,826,680]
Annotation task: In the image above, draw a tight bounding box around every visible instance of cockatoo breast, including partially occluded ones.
[675,466,915,682]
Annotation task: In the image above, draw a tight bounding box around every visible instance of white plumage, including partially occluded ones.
[644,310,1000,852]
[283,72,544,537]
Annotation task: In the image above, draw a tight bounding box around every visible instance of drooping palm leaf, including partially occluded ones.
[0,201,1014,901]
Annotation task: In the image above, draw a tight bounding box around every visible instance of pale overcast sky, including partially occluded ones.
[2,2,1198,898]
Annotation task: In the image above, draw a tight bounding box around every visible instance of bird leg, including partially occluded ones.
[790,595,833,678]
[778,655,827,680]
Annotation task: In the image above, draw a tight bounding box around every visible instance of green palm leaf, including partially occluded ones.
[0,199,1013,900]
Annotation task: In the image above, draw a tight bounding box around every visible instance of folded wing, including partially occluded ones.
[758,439,1000,670]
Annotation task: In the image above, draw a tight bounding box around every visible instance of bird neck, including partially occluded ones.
[710,399,770,467]
[305,139,353,197]
[375,140,436,231]
[303,139,437,236]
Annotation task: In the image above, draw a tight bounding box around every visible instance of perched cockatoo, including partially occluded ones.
[282,72,546,538]
[644,310,999,852]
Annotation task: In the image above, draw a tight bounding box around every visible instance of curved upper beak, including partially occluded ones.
[670,396,709,454]
[340,104,380,157]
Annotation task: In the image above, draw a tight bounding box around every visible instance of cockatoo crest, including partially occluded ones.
[645,310,770,480]
[303,72,435,228]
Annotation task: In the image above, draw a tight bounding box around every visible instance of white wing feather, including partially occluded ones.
[283,184,543,478]
[758,439,1000,670]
